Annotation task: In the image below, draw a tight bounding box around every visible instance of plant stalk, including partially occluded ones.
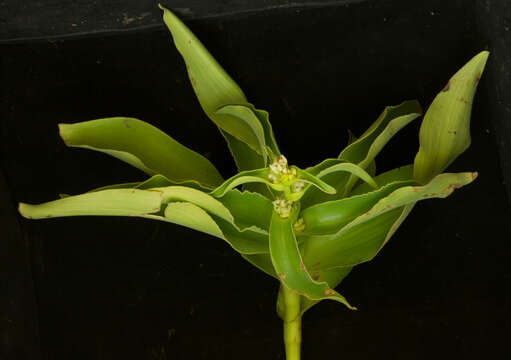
[281,285,302,360]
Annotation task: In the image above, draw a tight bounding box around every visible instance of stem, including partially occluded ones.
[281,285,302,360]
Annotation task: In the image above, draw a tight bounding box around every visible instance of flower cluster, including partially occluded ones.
[268,155,296,184]
[272,198,293,218]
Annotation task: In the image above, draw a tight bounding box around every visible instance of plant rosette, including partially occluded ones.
[18,5,489,360]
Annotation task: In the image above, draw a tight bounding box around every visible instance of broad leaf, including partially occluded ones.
[299,266,353,315]
[340,100,422,195]
[217,189,273,231]
[59,117,223,188]
[301,159,377,207]
[414,51,489,183]
[216,104,267,158]
[160,5,269,167]
[350,164,414,196]
[19,186,271,255]
[154,186,234,223]
[210,168,282,197]
[89,174,213,194]
[250,107,280,157]
[19,189,162,218]
[269,209,355,309]
[301,180,415,235]
[301,172,477,270]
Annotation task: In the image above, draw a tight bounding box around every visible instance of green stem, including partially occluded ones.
[281,285,302,360]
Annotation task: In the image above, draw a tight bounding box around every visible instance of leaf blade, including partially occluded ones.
[269,209,355,309]
[414,51,489,183]
[59,117,223,188]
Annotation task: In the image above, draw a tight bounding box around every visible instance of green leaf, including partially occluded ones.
[351,164,414,196]
[215,104,267,157]
[315,162,378,189]
[88,174,214,194]
[18,189,162,219]
[250,107,280,157]
[414,51,489,183]
[210,168,282,197]
[217,189,273,231]
[301,172,477,270]
[20,185,270,255]
[291,166,336,195]
[299,266,353,315]
[213,219,269,254]
[153,186,234,223]
[340,100,422,195]
[159,5,269,164]
[59,117,223,188]
[301,180,415,235]
[150,202,225,239]
[300,159,377,207]
[269,209,355,309]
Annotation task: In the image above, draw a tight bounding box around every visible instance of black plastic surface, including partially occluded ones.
[2,0,510,359]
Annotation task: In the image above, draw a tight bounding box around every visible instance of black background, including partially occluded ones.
[2,0,510,359]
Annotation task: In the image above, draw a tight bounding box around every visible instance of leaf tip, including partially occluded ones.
[58,123,71,144]
[18,202,32,219]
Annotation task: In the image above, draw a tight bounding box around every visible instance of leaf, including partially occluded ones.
[269,209,355,309]
[213,219,269,254]
[153,202,225,238]
[301,180,415,235]
[88,174,214,194]
[300,159,377,207]
[210,168,282,197]
[350,164,414,196]
[19,186,270,255]
[216,104,267,157]
[153,186,234,223]
[18,189,162,219]
[250,107,280,157]
[59,117,223,188]
[159,5,268,162]
[299,266,353,315]
[217,189,273,231]
[301,172,477,270]
[340,100,422,195]
[291,167,336,195]
[315,162,378,189]
[414,51,489,183]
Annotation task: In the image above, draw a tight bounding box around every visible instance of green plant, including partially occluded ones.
[18,5,489,359]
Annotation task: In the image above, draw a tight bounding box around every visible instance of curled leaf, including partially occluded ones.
[414,51,489,183]
[269,209,355,309]
[59,117,223,188]
[302,172,477,270]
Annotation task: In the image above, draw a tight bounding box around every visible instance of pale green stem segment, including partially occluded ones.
[281,285,302,360]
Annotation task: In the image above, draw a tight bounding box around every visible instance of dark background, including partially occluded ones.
[1,0,510,359]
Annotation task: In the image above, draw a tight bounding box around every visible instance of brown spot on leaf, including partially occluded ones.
[312,273,320,281]
[299,261,305,270]
[188,39,192,44]
[472,172,478,180]
[442,81,450,92]
[476,72,482,82]
[279,273,286,280]
[459,97,470,104]
[324,289,334,295]
[448,130,457,135]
